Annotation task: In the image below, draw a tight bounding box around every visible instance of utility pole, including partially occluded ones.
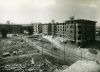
[42,42,43,55]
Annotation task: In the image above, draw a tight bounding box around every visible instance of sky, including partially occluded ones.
[0,0,100,26]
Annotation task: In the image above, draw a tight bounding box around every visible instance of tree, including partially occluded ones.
[0,27,8,38]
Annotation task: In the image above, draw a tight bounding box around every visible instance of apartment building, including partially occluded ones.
[65,19,96,47]
[42,23,48,35]
[41,19,96,47]
[0,24,23,34]
[32,23,42,34]
[42,23,52,35]
[48,19,96,47]
[56,23,67,37]
[96,26,100,37]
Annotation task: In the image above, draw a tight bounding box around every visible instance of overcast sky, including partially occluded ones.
[0,0,100,26]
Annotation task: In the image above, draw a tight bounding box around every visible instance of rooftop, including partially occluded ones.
[65,19,97,24]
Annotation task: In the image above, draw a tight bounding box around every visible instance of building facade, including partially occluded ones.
[96,26,100,37]
[65,19,96,47]
[42,23,52,35]
[41,19,96,47]
[0,24,23,34]
[56,23,66,37]
[32,23,42,34]
[42,23,48,35]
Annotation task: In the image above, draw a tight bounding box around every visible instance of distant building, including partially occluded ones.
[42,20,57,36]
[42,23,48,35]
[0,24,23,34]
[96,26,100,37]
[42,23,52,35]
[51,23,57,36]
[32,23,42,34]
[9,24,23,34]
[22,24,33,34]
[56,22,66,37]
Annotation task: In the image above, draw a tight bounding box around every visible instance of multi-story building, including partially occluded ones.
[0,24,23,34]
[96,26,100,37]
[32,23,42,34]
[42,23,52,35]
[45,19,96,47]
[42,23,48,35]
[40,19,96,47]
[56,23,66,37]
[65,19,96,47]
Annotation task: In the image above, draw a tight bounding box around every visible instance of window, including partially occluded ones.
[70,30,74,33]
[78,31,82,34]
[78,26,82,28]
[78,36,81,40]
[70,26,73,28]
[70,30,72,33]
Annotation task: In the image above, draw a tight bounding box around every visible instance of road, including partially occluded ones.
[43,36,96,61]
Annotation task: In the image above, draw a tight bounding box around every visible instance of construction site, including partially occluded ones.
[1,0,100,71]
[0,34,100,72]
